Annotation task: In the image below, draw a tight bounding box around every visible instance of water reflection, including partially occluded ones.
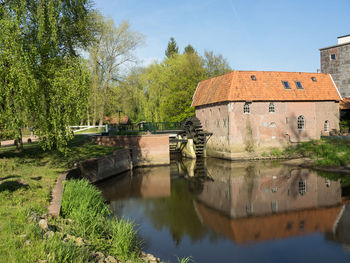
[96,158,350,262]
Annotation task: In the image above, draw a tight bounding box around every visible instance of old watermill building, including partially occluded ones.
[192,71,342,159]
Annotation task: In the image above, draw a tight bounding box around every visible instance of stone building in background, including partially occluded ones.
[320,34,350,98]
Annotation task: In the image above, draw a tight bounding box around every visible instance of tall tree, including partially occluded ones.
[165,37,179,58]
[203,50,232,77]
[184,44,196,55]
[88,18,143,127]
[0,0,97,151]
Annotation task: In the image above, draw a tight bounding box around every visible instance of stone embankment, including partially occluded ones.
[282,158,350,175]
[48,135,171,262]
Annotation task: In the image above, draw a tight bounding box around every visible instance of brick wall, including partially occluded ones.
[93,134,170,166]
[196,100,339,156]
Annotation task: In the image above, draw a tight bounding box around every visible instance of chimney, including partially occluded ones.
[338,34,350,45]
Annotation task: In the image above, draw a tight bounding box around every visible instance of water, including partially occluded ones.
[96,158,350,263]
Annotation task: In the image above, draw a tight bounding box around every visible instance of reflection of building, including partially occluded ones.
[195,160,343,244]
[96,166,171,200]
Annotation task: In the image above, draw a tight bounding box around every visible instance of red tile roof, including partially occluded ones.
[340,98,350,110]
[192,71,341,107]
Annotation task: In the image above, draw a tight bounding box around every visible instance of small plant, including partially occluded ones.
[270,148,282,157]
[177,256,194,263]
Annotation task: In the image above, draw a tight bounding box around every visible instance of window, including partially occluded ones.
[298,180,306,195]
[311,77,317,82]
[325,179,331,187]
[330,54,336,60]
[324,120,329,132]
[282,81,291,89]
[297,115,305,130]
[295,81,303,89]
[251,75,256,81]
[269,102,275,113]
[244,102,250,114]
[246,204,253,216]
[271,201,278,213]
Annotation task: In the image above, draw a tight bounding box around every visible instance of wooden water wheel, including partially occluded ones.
[182,116,206,157]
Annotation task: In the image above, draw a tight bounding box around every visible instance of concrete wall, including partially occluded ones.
[196,101,339,157]
[79,149,132,183]
[94,134,170,166]
[321,43,350,97]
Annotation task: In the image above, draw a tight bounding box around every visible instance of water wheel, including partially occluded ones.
[182,117,206,158]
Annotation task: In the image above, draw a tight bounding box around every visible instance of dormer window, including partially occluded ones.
[251,75,256,81]
[295,81,303,89]
[330,54,336,60]
[311,77,317,82]
[282,81,291,89]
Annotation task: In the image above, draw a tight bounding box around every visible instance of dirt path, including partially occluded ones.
[0,136,38,147]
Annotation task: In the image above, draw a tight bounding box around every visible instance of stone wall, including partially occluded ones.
[79,149,133,183]
[93,134,170,166]
[320,43,350,97]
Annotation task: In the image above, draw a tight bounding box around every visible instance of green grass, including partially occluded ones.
[284,137,350,166]
[0,136,127,262]
[60,179,140,261]
[74,127,106,134]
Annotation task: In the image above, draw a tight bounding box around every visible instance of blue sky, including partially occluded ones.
[94,0,350,72]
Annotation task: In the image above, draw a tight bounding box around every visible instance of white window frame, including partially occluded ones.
[324,120,330,132]
[297,115,305,130]
[244,102,251,114]
[269,102,275,113]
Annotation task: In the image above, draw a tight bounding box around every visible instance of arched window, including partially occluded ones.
[269,102,275,113]
[244,103,250,114]
[324,120,329,132]
[297,115,305,130]
[299,180,306,195]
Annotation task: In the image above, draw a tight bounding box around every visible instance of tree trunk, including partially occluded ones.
[87,109,90,126]
[15,129,23,152]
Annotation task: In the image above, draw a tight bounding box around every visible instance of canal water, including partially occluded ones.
[96,157,350,263]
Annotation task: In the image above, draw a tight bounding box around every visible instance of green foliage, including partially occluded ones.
[165,37,179,58]
[270,148,282,157]
[61,179,140,260]
[116,40,232,123]
[203,50,232,78]
[87,17,144,126]
[0,0,96,152]
[284,137,350,166]
[184,44,196,54]
[0,137,133,262]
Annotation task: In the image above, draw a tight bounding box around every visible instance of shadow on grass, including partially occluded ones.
[0,175,20,182]
[0,135,119,169]
[0,180,29,192]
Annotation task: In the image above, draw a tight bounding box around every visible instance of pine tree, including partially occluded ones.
[184,44,196,54]
[165,37,179,58]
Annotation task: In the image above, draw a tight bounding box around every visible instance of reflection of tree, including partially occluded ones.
[142,178,214,245]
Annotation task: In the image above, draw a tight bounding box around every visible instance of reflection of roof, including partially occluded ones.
[192,71,341,107]
[340,98,350,110]
[194,201,343,244]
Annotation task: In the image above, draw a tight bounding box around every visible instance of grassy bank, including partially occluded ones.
[0,136,135,262]
[284,137,350,166]
[60,180,140,261]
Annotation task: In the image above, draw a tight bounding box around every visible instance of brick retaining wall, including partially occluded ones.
[93,134,170,166]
